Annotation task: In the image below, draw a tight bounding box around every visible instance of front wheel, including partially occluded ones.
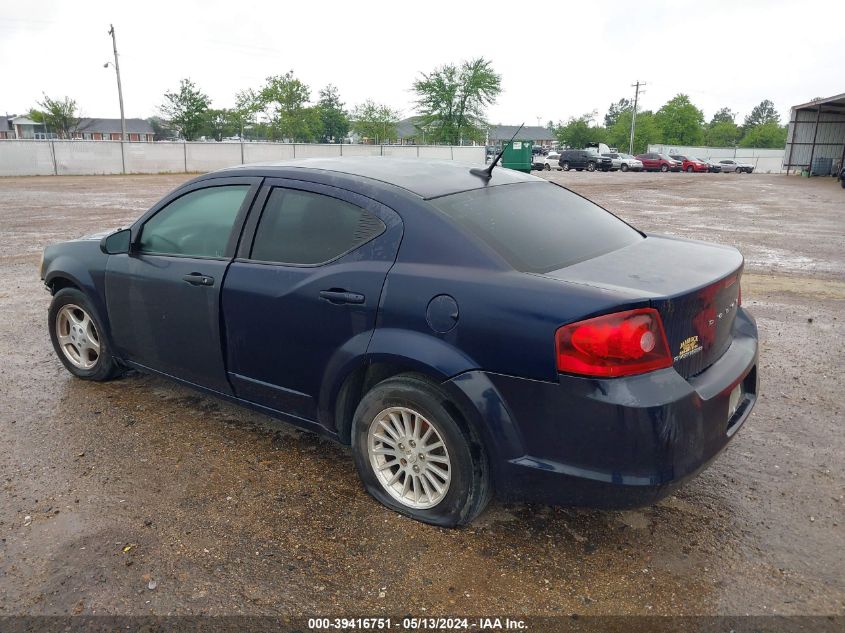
[544,163,551,171]
[660,164,669,172]
[48,288,120,381]
[561,161,570,171]
[351,375,491,527]
[686,166,694,173]
[586,162,596,172]
[620,163,629,172]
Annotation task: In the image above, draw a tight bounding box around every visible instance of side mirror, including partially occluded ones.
[100,228,131,255]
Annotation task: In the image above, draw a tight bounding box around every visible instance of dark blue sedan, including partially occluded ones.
[41,158,759,526]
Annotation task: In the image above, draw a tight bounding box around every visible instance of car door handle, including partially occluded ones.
[319,289,365,304]
[182,272,215,287]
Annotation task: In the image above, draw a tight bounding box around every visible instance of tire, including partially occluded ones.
[351,375,491,527]
[686,166,694,173]
[620,163,629,172]
[586,162,596,172]
[660,164,669,172]
[544,163,551,171]
[735,167,741,173]
[48,287,120,381]
[561,161,570,171]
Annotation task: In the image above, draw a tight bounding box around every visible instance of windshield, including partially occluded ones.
[429,182,642,273]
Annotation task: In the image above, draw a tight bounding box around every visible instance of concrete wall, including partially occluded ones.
[648,144,786,173]
[0,140,485,177]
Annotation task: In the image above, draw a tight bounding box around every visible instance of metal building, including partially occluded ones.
[783,93,845,174]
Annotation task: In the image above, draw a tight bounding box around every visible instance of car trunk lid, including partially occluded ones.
[544,235,743,379]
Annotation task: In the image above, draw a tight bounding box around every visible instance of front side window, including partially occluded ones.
[250,188,385,265]
[139,185,249,258]
[430,182,642,273]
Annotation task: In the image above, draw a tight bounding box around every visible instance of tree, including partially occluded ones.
[202,108,244,141]
[316,84,350,143]
[159,78,211,141]
[257,71,315,141]
[351,100,401,143]
[743,99,780,129]
[739,121,787,148]
[606,110,660,154]
[554,113,606,150]
[146,116,173,141]
[34,95,79,139]
[604,98,632,128]
[412,57,501,144]
[654,94,704,145]
[704,121,741,147]
[710,107,736,125]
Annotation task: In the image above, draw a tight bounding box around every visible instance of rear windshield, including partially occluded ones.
[429,182,642,273]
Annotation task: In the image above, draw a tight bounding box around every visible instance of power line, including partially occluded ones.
[629,81,646,155]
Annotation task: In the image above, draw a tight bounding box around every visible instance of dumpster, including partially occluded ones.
[501,139,533,173]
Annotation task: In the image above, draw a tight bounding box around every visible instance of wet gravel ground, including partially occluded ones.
[0,171,842,617]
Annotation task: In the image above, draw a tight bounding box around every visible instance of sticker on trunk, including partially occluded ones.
[675,335,703,361]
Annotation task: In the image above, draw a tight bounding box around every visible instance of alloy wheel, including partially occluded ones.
[367,406,451,509]
[55,304,100,370]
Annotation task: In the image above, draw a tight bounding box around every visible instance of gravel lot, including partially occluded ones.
[0,170,842,618]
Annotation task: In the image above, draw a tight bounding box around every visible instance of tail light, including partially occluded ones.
[555,308,673,377]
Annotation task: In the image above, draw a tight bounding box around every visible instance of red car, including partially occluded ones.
[670,155,709,173]
[635,153,682,172]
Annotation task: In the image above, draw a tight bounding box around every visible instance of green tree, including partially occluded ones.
[258,71,315,141]
[413,57,502,144]
[710,107,736,125]
[606,110,661,154]
[146,115,173,141]
[704,121,741,147]
[34,95,79,139]
[554,113,606,149]
[316,84,350,143]
[202,108,244,141]
[604,98,632,128]
[159,78,211,141]
[739,121,787,148]
[351,100,401,143]
[654,94,704,145]
[743,99,780,129]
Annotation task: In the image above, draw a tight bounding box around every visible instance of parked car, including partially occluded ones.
[700,158,723,173]
[41,158,758,527]
[839,165,845,188]
[670,155,710,173]
[538,151,562,171]
[636,153,682,172]
[603,152,644,172]
[719,159,754,173]
[558,149,613,172]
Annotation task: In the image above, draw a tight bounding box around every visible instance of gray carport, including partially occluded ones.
[783,93,845,174]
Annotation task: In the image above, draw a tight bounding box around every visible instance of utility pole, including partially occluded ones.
[108,24,127,143]
[629,80,646,155]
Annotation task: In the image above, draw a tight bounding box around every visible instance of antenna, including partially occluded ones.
[470,123,524,181]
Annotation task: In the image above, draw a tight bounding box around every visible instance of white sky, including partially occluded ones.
[1,0,842,125]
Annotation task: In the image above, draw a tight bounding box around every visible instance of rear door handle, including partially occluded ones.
[182,272,215,287]
[319,289,365,304]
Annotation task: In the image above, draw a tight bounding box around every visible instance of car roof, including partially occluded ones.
[216,157,540,199]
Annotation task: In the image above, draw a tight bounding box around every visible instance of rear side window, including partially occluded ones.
[429,182,642,273]
[250,188,385,265]
[139,185,249,258]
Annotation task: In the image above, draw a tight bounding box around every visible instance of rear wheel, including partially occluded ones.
[544,163,551,171]
[351,375,491,527]
[561,161,570,171]
[620,163,629,172]
[660,164,669,172]
[48,288,120,381]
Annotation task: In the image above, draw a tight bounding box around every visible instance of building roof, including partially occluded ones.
[223,157,541,199]
[791,92,845,114]
[489,125,556,142]
[396,116,422,139]
[76,118,153,134]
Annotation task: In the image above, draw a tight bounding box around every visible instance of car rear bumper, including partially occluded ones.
[454,307,759,508]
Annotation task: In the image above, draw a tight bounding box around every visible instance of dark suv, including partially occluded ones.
[558,150,612,172]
